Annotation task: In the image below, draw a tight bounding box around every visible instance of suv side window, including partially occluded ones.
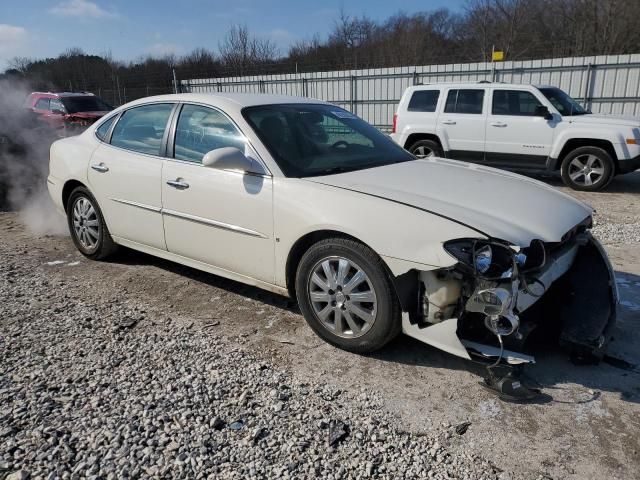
[492,90,543,116]
[110,104,174,156]
[34,98,50,110]
[444,89,484,114]
[50,98,65,113]
[174,104,245,163]
[407,90,440,112]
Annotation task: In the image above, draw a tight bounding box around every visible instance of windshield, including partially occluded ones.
[60,96,113,113]
[243,104,414,177]
[538,87,588,116]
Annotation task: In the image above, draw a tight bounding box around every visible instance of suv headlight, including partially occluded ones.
[444,239,515,279]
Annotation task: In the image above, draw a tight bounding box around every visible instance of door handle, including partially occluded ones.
[166,179,189,189]
[441,120,457,125]
[490,122,507,127]
[91,163,109,173]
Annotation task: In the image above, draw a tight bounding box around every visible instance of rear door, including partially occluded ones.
[437,88,487,163]
[485,88,555,169]
[88,102,175,250]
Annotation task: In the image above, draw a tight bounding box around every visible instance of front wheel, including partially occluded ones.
[295,238,401,353]
[560,146,615,191]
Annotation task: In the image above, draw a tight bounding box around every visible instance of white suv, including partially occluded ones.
[391,82,640,190]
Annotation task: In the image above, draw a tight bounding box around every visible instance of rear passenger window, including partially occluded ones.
[110,104,173,156]
[95,115,116,142]
[444,89,484,114]
[174,104,245,163]
[407,90,440,112]
[492,90,544,116]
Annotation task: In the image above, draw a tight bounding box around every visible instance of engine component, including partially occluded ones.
[484,313,520,336]
[418,271,461,324]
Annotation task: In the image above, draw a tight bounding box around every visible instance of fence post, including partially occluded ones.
[583,63,594,109]
[259,80,265,93]
[172,68,179,94]
[302,78,308,97]
[413,70,419,85]
[350,75,357,114]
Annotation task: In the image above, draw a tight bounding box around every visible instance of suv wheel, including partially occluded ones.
[66,186,117,260]
[295,238,401,353]
[560,146,615,191]
[408,139,443,158]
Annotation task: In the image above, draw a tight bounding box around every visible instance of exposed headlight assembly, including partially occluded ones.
[444,239,516,279]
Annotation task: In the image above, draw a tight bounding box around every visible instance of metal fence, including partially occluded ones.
[181,54,640,132]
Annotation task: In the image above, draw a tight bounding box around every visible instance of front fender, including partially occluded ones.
[550,128,627,160]
[273,178,483,287]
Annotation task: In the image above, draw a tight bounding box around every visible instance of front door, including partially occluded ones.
[437,88,487,163]
[161,104,275,283]
[484,88,556,169]
[88,102,175,250]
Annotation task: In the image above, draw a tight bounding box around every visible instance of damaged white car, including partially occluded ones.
[48,94,618,399]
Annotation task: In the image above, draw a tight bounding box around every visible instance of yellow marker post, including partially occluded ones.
[490,46,504,81]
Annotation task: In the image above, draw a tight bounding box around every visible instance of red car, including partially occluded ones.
[24,92,113,135]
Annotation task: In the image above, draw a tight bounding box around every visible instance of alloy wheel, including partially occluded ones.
[568,154,605,187]
[307,256,378,339]
[72,197,100,250]
[413,145,434,158]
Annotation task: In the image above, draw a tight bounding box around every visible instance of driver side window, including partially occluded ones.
[174,104,245,164]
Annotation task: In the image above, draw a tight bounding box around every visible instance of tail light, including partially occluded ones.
[392,113,397,134]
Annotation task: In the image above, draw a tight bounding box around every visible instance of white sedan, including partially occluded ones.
[48,93,617,370]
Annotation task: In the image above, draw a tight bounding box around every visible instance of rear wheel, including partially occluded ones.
[560,146,615,191]
[408,139,443,158]
[66,186,117,260]
[295,238,401,353]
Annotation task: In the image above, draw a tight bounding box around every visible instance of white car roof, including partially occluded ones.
[123,92,330,112]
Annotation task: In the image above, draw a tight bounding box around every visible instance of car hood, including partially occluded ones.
[566,113,640,127]
[306,158,593,246]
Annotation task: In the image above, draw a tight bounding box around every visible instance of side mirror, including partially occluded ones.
[202,147,253,172]
[51,109,65,115]
[534,105,553,120]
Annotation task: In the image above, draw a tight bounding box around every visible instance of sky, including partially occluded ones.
[0,0,466,70]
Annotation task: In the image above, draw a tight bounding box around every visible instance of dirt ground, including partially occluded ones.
[1,171,639,480]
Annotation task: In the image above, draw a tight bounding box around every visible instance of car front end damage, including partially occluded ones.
[398,216,618,399]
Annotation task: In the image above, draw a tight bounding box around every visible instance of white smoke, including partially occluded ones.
[0,78,68,235]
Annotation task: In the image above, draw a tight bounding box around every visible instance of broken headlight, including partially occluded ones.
[444,239,515,279]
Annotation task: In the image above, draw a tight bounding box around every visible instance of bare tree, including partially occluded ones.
[218,24,278,75]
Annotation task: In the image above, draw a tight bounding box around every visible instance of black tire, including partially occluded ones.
[560,146,615,191]
[66,186,117,260]
[295,237,401,353]
[407,139,443,158]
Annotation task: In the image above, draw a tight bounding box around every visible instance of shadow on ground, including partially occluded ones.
[111,245,640,406]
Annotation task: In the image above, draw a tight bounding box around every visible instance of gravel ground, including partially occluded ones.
[0,232,501,479]
[1,171,639,480]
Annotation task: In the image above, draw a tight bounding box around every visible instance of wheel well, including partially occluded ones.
[61,180,86,212]
[557,139,619,171]
[285,230,377,299]
[404,133,443,151]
